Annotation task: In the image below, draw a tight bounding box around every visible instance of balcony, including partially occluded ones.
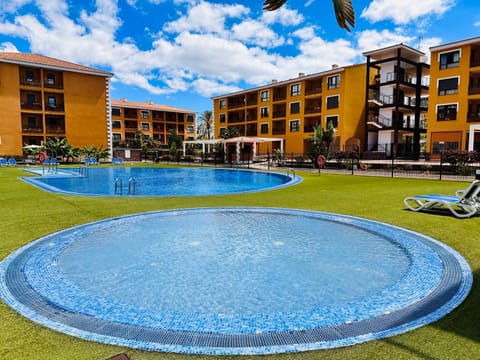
[272,120,285,135]
[21,102,42,111]
[22,126,43,133]
[46,126,65,134]
[20,79,42,87]
[45,103,65,112]
[304,105,321,114]
[467,113,480,122]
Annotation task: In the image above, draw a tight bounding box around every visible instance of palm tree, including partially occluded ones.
[197,110,213,139]
[263,0,355,31]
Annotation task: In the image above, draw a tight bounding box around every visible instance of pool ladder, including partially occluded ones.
[114,177,136,195]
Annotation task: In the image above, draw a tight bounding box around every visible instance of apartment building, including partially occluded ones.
[111,99,196,147]
[0,53,112,156]
[364,44,430,160]
[212,63,371,156]
[428,37,480,156]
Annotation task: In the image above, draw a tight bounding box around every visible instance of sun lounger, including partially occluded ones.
[404,180,480,218]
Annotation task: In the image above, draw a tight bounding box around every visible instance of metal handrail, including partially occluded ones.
[114,177,123,194]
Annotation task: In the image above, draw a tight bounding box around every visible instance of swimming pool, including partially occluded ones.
[21,167,300,196]
[0,208,472,355]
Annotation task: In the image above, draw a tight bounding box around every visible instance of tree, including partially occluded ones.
[308,122,336,167]
[221,126,240,139]
[197,110,213,139]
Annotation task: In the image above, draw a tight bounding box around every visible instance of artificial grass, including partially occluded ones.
[0,166,479,360]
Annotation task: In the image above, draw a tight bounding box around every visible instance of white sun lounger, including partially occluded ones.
[404,180,480,218]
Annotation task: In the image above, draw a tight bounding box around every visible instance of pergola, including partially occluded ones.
[182,136,284,160]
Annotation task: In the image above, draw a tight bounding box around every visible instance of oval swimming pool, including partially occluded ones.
[0,208,472,355]
[21,167,300,196]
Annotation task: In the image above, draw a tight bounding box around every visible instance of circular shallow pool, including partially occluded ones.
[21,167,300,196]
[0,208,472,355]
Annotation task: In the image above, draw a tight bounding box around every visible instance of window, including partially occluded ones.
[327,75,340,89]
[290,83,301,96]
[46,74,55,85]
[326,95,339,109]
[219,113,226,123]
[112,120,121,129]
[261,90,269,102]
[219,99,226,109]
[141,110,149,119]
[27,116,36,128]
[187,114,194,122]
[290,120,300,132]
[261,107,269,118]
[437,104,457,121]
[26,71,34,82]
[440,50,460,69]
[326,115,338,128]
[112,133,121,141]
[112,108,121,116]
[48,97,56,108]
[219,127,227,137]
[432,141,458,154]
[260,123,269,134]
[27,93,35,104]
[141,122,150,131]
[438,77,459,95]
[186,125,194,132]
[290,102,300,114]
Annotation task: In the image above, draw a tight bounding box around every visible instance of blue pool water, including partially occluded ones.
[0,208,472,355]
[21,167,299,196]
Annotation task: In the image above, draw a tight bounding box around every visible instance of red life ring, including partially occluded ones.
[38,152,46,164]
[316,154,326,168]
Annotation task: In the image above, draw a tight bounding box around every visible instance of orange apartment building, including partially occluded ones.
[427,37,480,156]
[212,64,372,156]
[0,53,112,157]
[110,99,196,147]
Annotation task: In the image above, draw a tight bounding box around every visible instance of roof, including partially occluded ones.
[111,99,195,114]
[211,64,365,100]
[362,43,425,61]
[0,52,113,77]
[430,36,480,52]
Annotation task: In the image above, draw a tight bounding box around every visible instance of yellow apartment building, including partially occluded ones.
[212,64,372,156]
[111,99,196,147]
[0,53,112,157]
[428,37,480,157]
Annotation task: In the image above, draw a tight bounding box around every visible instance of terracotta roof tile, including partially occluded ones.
[111,99,195,113]
[0,52,112,76]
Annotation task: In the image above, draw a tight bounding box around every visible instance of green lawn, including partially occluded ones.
[0,166,479,360]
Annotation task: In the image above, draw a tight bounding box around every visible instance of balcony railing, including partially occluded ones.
[304,106,321,114]
[20,79,42,87]
[45,104,65,112]
[46,126,65,134]
[22,126,43,133]
[305,87,322,96]
[21,102,42,111]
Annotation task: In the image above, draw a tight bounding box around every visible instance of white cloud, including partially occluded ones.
[261,6,304,26]
[163,1,250,35]
[475,21,480,27]
[361,0,456,25]
[0,0,30,15]
[191,78,242,97]
[0,42,19,52]
[356,29,415,54]
[231,20,285,47]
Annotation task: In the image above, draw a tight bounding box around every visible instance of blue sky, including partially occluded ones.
[0,0,479,114]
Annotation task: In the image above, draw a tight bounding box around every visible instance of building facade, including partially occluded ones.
[212,64,372,155]
[428,37,480,156]
[0,53,112,157]
[111,99,196,148]
[364,44,430,159]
